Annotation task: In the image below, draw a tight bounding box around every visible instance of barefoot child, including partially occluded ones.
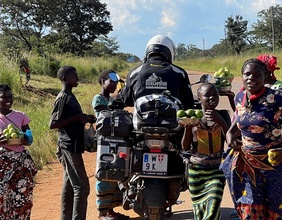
[181,82,231,220]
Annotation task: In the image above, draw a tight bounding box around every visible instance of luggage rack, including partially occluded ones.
[140,126,170,134]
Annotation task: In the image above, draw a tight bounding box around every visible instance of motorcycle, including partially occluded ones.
[95,74,212,220]
[119,75,212,220]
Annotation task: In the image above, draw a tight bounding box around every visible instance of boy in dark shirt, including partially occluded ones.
[49,65,96,220]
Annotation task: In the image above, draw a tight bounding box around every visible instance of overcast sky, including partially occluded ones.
[100,0,281,59]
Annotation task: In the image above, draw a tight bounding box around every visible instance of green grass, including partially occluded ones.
[175,53,282,80]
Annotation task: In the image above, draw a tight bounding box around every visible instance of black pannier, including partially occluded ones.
[96,109,133,137]
[133,92,182,131]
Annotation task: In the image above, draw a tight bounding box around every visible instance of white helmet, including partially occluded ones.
[145,35,176,62]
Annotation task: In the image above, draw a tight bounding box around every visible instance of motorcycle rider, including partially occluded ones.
[121,34,194,110]
[121,34,194,213]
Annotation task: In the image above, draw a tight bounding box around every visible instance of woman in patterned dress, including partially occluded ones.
[220,58,282,220]
[0,84,37,219]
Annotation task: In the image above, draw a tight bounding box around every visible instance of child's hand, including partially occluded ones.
[226,134,242,150]
[205,109,222,125]
[78,114,89,124]
[86,114,96,124]
[79,114,96,124]
[0,133,7,144]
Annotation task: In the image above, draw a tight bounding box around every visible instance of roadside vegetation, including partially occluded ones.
[1,52,281,169]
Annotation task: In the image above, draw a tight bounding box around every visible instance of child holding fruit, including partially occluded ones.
[181,82,231,220]
[0,83,37,219]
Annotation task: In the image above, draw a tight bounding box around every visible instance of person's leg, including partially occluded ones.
[265,165,282,218]
[57,147,74,220]
[189,165,225,220]
[61,149,90,220]
[96,181,113,218]
[0,150,37,219]
[60,170,74,220]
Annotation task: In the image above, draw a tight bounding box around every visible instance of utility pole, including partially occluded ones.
[202,38,205,57]
[224,28,227,55]
[271,6,275,52]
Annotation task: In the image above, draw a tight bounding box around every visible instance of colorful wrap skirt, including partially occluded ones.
[0,148,37,220]
[95,180,123,216]
[220,146,282,220]
[188,164,225,220]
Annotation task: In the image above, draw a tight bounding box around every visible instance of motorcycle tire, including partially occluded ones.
[145,207,165,220]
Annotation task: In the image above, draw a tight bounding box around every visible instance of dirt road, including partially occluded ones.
[30,72,241,220]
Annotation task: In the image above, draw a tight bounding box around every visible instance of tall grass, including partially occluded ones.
[0,54,133,169]
[0,58,22,93]
[175,53,282,80]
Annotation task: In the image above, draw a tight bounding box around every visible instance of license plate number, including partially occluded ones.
[142,153,168,175]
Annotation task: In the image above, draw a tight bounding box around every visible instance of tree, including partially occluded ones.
[49,0,113,56]
[175,43,188,60]
[0,0,51,51]
[252,4,282,50]
[89,36,119,56]
[0,0,113,56]
[225,15,248,54]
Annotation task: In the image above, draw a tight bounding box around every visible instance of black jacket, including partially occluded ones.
[121,56,195,109]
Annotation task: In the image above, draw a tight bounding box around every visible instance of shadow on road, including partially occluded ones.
[127,207,235,219]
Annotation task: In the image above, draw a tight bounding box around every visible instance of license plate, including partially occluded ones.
[142,153,168,175]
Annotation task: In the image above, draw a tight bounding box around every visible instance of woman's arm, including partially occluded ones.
[226,120,241,149]
[181,124,193,151]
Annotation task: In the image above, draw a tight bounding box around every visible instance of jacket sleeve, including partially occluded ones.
[121,69,137,107]
[179,71,195,109]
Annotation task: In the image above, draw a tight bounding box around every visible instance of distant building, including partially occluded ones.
[127,56,141,63]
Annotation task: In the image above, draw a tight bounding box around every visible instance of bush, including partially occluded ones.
[0,58,22,93]
[28,53,60,77]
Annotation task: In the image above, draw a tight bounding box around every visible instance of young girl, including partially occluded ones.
[181,82,231,220]
[92,69,129,220]
[0,84,37,219]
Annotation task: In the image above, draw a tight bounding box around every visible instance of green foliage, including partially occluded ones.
[225,15,248,55]
[252,4,282,50]
[0,58,22,93]
[48,0,113,56]
[0,54,130,169]
[28,54,60,77]
[0,0,113,56]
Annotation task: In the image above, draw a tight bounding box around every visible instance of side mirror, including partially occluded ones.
[191,74,212,86]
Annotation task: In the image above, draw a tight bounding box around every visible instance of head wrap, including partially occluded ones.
[257,54,280,72]
[257,54,280,80]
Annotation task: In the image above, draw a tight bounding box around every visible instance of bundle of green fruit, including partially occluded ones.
[1,123,24,145]
[214,67,234,91]
[177,109,203,124]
